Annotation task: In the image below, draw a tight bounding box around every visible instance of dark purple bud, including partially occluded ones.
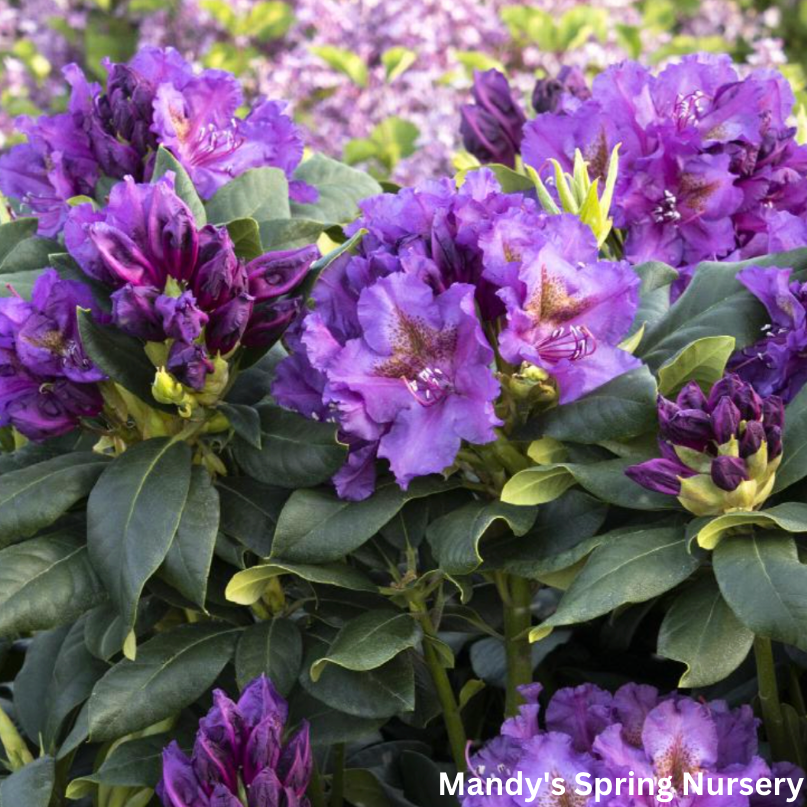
[766,424,783,459]
[460,69,526,168]
[676,381,707,411]
[157,742,206,807]
[111,283,164,341]
[276,722,311,796]
[656,395,679,432]
[106,63,158,154]
[246,244,318,302]
[155,291,209,342]
[148,180,199,282]
[237,675,289,730]
[247,768,284,807]
[711,396,741,444]
[532,66,591,114]
[206,293,254,355]
[241,298,300,349]
[192,226,246,309]
[663,409,713,450]
[708,374,762,420]
[166,341,214,390]
[739,420,765,459]
[191,693,243,793]
[710,455,749,492]
[209,784,244,807]
[625,458,691,496]
[242,718,283,786]
[89,222,158,286]
[762,395,785,430]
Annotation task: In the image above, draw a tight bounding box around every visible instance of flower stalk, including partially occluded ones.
[500,574,534,717]
[754,635,788,761]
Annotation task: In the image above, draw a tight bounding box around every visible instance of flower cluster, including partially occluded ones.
[464,682,803,807]
[64,173,314,397]
[728,265,807,403]
[626,374,784,515]
[0,45,312,237]
[0,269,104,440]
[158,675,311,807]
[274,170,640,499]
[518,54,807,274]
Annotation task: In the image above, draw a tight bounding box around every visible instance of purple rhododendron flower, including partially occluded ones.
[626,375,783,515]
[532,66,591,115]
[0,45,313,236]
[480,211,641,403]
[522,54,807,273]
[64,174,314,390]
[727,266,807,403]
[158,675,311,807]
[0,269,104,440]
[464,683,803,807]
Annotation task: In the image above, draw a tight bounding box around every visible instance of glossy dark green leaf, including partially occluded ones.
[217,476,288,556]
[290,154,382,224]
[88,438,193,641]
[287,689,385,746]
[271,477,455,563]
[311,610,421,680]
[532,522,697,640]
[0,218,38,263]
[0,452,107,547]
[88,623,240,742]
[152,146,207,225]
[0,756,55,807]
[161,467,219,608]
[775,384,807,493]
[714,531,807,651]
[259,218,327,251]
[658,576,753,687]
[521,366,658,444]
[232,404,346,488]
[427,500,537,575]
[0,532,106,636]
[236,618,302,694]
[78,309,172,411]
[226,217,263,260]
[218,402,262,449]
[205,167,290,224]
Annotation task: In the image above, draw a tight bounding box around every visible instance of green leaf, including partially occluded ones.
[310,610,421,681]
[259,218,327,251]
[692,502,807,550]
[232,404,347,489]
[521,366,658,444]
[161,467,219,608]
[88,438,193,642]
[226,560,376,605]
[775,383,807,493]
[0,452,108,547]
[0,757,54,807]
[236,618,302,694]
[634,260,679,293]
[298,228,365,299]
[225,217,263,260]
[288,690,385,746]
[271,477,455,563]
[658,576,753,687]
[77,309,172,411]
[502,457,677,511]
[301,639,415,719]
[205,167,290,225]
[310,45,368,86]
[531,522,697,641]
[427,500,537,575]
[217,477,288,556]
[290,154,383,224]
[483,490,608,578]
[714,531,807,651]
[151,146,207,226]
[500,465,577,506]
[657,335,736,396]
[0,532,106,636]
[382,46,417,81]
[218,402,262,449]
[0,218,38,263]
[0,236,59,275]
[88,623,240,742]
[637,260,769,370]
